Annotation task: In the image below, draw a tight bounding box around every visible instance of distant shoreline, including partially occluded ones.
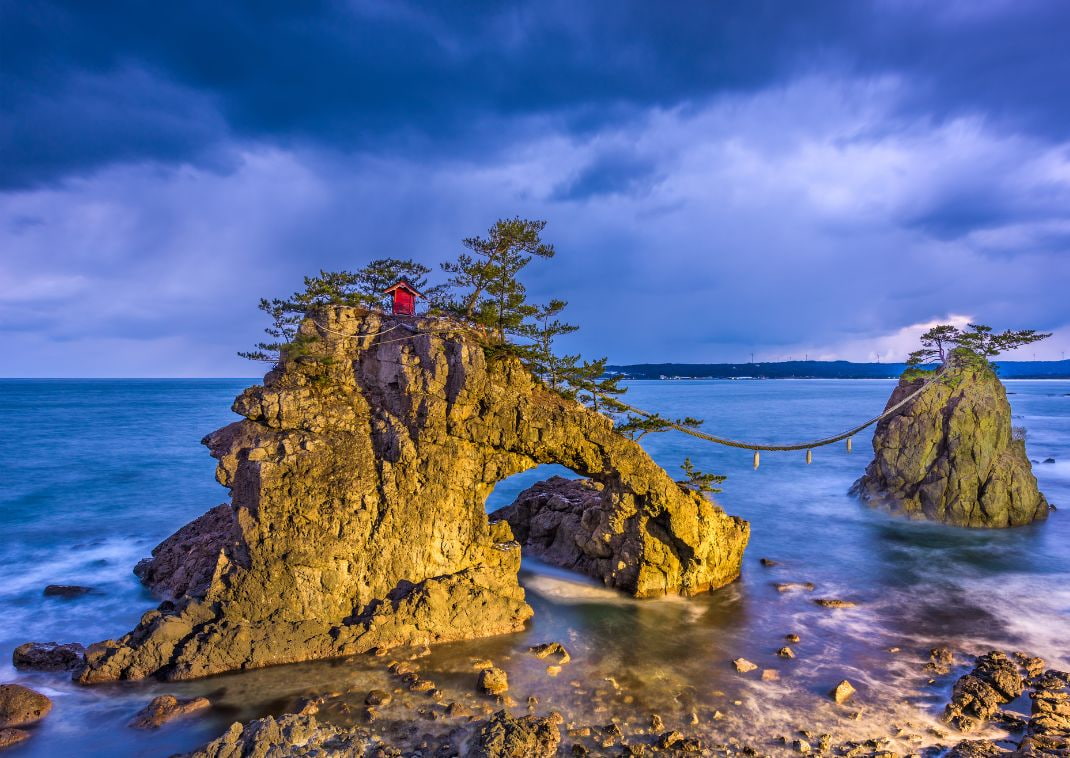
[607,359,1070,380]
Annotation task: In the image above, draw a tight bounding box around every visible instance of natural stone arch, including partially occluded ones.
[79,307,748,683]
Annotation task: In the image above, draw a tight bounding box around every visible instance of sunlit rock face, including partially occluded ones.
[77,307,748,682]
[851,357,1048,528]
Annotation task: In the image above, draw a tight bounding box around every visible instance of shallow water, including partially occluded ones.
[1,378,1067,756]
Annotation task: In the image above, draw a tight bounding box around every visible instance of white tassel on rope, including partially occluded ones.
[806,449,813,464]
[753,450,760,470]
[846,437,852,453]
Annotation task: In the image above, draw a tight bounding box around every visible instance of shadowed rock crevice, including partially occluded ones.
[76,307,748,683]
[851,358,1048,527]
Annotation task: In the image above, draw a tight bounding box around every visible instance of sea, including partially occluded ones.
[0,378,1067,756]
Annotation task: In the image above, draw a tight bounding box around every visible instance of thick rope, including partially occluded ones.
[606,369,943,452]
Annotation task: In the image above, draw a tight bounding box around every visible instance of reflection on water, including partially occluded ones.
[0,379,1067,756]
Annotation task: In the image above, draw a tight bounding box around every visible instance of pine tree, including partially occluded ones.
[441,217,554,342]
[525,299,580,391]
[677,457,727,495]
[615,413,704,441]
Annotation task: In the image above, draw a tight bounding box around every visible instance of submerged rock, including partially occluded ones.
[12,641,85,672]
[0,728,31,751]
[77,309,748,683]
[851,356,1048,527]
[129,694,210,729]
[497,475,748,598]
[0,685,52,728]
[43,585,91,598]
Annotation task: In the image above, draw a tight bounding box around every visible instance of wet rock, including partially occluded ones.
[1042,458,1055,464]
[129,694,210,729]
[43,585,91,598]
[829,680,856,704]
[0,729,31,751]
[79,309,748,683]
[1014,652,1045,678]
[12,641,85,672]
[473,709,562,758]
[777,646,796,659]
[786,633,801,643]
[761,669,779,681]
[365,690,392,706]
[774,582,815,592]
[793,738,811,753]
[928,646,955,675]
[945,739,1008,757]
[478,667,509,696]
[733,658,758,673]
[851,356,1049,527]
[650,714,664,731]
[0,685,52,729]
[814,598,857,608]
[760,558,779,567]
[499,474,748,598]
[658,730,683,749]
[943,651,1025,732]
[179,713,370,757]
[529,642,571,664]
[133,503,245,600]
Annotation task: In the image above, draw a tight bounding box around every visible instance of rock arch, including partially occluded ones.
[79,308,748,682]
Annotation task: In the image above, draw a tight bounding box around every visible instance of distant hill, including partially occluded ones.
[606,359,1070,380]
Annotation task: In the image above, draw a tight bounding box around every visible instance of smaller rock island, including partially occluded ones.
[851,350,1049,527]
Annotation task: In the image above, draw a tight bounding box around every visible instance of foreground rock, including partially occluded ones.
[473,710,562,757]
[497,476,748,598]
[13,642,85,672]
[180,714,372,757]
[851,355,1048,527]
[77,308,746,683]
[0,729,31,751]
[129,694,211,729]
[943,651,1024,732]
[0,684,52,728]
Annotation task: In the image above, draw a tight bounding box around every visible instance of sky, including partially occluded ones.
[2,1,1069,377]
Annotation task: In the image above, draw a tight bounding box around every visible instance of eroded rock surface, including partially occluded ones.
[496,475,747,598]
[13,642,85,672]
[129,694,211,729]
[180,714,372,757]
[77,308,747,683]
[851,358,1048,527]
[473,709,562,758]
[944,651,1024,732]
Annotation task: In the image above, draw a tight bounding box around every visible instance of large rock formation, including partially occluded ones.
[77,307,748,683]
[851,357,1048,527]
[496,475,748,594]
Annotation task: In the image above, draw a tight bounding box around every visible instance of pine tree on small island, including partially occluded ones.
[852,321,1052,528]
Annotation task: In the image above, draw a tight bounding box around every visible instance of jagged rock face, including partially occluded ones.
[497,476,748,595]
[851,360,1048,527]
[77,307,748,683]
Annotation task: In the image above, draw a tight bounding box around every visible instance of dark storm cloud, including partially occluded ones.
[4,0,1070,189]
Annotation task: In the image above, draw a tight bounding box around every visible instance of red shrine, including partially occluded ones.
[382,280,422,316]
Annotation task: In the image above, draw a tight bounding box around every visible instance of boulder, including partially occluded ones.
[478,667,509,696]
[179,713,371,757]
[943,651,1025,732]
[473,709,562,758]
[0,684,52,728]
[851,357,1048,527]
[497,476,747,598]
[129,694,210,729]
[78,309,748,683]
[13,642,85,672]
[829,680,856,704]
